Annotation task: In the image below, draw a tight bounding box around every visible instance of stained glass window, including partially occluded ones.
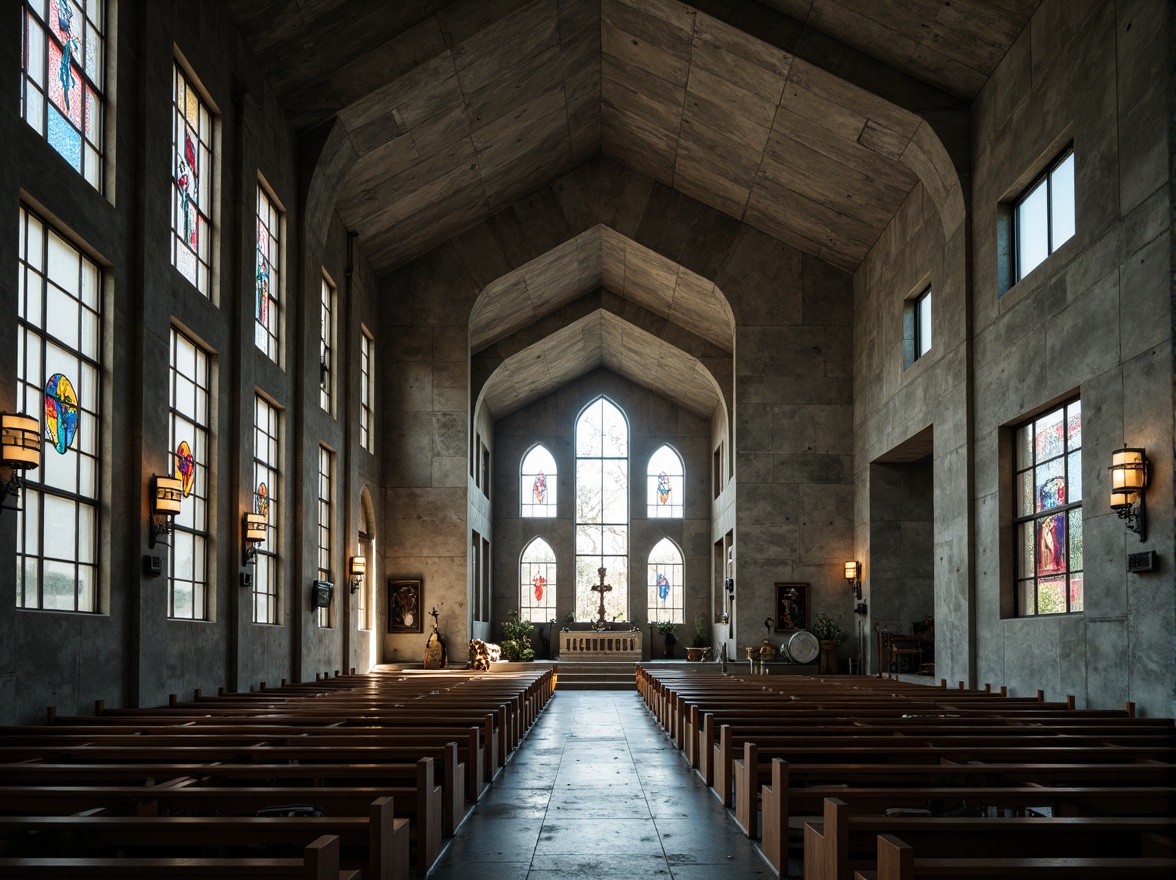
[171,63,213,296]
[1014,399,1083,615]
[16,205,102,612]
[317,445,334,628]
[646,444,684,518]
[575,398,628,621]
[255,183,281,361]
[21,0,105,189]
[253,396,280,624]
[647,538,684,625]
[521,444,557,517]
[360,329,373,452]
[520,538,557,623]
[320,275,335,415]
[1015,148,1075,282]
[168,328,210,620]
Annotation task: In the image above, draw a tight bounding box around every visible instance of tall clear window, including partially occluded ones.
[1014,400,1083,616]
[520,538,557,623]
[915,288,932,359]
[252,396,279,624]
[316,445,333,628]
[319,275,335,415]
[360,329,373,452]
[575,398,628,621]
[647,538,684,625]
[21,0,105,189]
[171,63,214,296]
[168,328,211,620]
[1015,148,1075,281]
[15,206,101,612]
[255,183,281,362]
[646,444,684,518]
[357,502,372,631]
[521,444,557,517]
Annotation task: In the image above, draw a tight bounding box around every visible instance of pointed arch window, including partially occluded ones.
[575,398,628,621]
[647,444,684,518]
[647,538,684,624]
[521,444,557,517]
[520,538,557,623]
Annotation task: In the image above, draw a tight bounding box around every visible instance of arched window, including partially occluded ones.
[520,444,557,517]
[647,444,684,517]
[647,538,684,624]
[520,538,556,622]
[575,398,628,621]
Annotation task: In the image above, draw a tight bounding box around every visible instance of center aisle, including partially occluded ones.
[426,690,775,879]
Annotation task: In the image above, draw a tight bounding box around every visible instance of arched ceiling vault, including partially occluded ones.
[226,0,1038,275]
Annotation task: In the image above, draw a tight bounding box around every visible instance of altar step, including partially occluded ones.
[552,659,725,691]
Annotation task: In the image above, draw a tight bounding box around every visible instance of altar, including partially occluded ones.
[558,628,642,660]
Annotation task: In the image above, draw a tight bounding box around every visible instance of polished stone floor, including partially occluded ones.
[425,690,777,879]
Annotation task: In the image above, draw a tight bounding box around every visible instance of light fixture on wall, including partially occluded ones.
[349,555,366,594]
[243,511,267,563]
[844,560,862,600]
[150,474,184,547]
[1109,446,1148,542]
[1,413,41,514]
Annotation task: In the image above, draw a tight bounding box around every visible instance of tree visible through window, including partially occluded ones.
[647,444,683,518]
[520,538,557,623]
[521,444,557,517]
[647,538,683,624]
[15,206,102,612]
[575,398,628,621]
[1014,400,1083,615]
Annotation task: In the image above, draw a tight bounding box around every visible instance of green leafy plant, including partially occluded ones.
[563,611,576,624]
[810,612,846,645]
[500,610,536,662]
[656,620,677,645]
[690,616,711,648]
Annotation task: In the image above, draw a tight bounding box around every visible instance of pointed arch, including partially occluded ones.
[647,443,684,518]
[575,397,629,621]
[520,537,556,623]
[357,486,376,632]
[521,443,557,517]
[647,537,684,625]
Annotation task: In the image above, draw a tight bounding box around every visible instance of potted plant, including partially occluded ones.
[499,610,536,662]
[686,616,711,661]
[810,612,845,674]
[656,620,677,658]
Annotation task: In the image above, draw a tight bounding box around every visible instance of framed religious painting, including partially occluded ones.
[387,578,423,633]
[775,582,808,631]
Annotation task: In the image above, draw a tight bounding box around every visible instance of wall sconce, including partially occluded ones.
[1,413,41,513]
[349,555,366,594]
[844,560,862,600]
[150,474,183,547]
[243,511,266,564]
[1109,446,1148,542]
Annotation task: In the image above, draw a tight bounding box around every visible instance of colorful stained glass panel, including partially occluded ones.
[176,440,195,497]
[1036,512,1065,576]
[44,373,78,454]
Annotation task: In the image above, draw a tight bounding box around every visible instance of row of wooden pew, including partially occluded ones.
[0,666,556,879]
[637,667,1176,879]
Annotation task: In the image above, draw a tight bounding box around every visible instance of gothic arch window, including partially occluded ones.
[647,443,684,518]
[647,538,684,624]
[575,397,628,621]
[520,537,556,623]
[521,444,557,517]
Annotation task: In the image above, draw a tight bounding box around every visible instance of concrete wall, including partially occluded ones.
[0,0,380,724]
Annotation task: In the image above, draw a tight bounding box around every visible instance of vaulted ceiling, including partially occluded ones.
[225,0,1038,417]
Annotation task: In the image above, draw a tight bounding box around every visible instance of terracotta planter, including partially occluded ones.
[685,646,706,661]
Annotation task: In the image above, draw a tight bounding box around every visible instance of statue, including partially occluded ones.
[424,606,447,669]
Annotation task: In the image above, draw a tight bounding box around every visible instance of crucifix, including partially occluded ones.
[591,567,613,628]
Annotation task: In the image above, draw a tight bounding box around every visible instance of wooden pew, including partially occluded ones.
[0,833,359,879]
[803,797,1176,880]
[855,833,1176,880]
[0,798,406,880]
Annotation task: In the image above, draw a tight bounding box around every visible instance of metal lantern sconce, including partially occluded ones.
[844,560,862,600]
[243,512,267,563]
[150,474,184,547]
[349,555,366,594]
[0,413,41,513]
[1109,446,1148,542]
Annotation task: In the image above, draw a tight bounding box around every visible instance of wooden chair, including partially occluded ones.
[877,618,933,679]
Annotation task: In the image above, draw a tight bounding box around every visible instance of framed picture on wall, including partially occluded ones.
[775,582,808,631]
[387,579,423,633]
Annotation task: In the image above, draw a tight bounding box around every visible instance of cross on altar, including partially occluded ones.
[591,567,613,628]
